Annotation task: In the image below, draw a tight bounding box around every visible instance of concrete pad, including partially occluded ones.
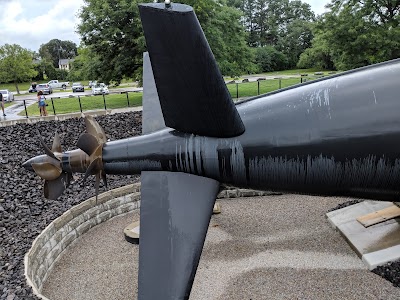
[327,200,400,269]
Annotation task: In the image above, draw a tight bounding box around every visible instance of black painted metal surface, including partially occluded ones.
[103,58,400,201]
[138,171,219,300]
[139,3,245,138]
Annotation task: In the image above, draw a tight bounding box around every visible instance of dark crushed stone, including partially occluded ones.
[0,112,142,300]
[373,260,400,288]
[327,199,362,212]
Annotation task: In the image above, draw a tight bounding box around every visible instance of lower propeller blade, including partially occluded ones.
[44,172,72,200]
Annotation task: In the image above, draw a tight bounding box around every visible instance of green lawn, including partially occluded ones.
[20,92,143,116]
[227,77,305,98]
[19,77,313,116]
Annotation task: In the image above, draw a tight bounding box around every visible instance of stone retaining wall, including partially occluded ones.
[24,183,277,299]
[24,184,141,299]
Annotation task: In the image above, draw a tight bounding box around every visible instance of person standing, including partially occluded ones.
[0,92,5,117]
[37,91,48,116]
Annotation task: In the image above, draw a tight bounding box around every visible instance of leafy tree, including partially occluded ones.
[39,39,78,68]
[77,0,253,83]
[300,0,400,70]
[0,44,37,94]
[254,46,288,72]
[232,0,315,47]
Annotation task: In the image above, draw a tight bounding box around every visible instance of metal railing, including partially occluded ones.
[19,90,141,118]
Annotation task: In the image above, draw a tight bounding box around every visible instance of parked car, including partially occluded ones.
[72,82,85,93]
[92,83,109,95]
[0,89,14,102]
[36,84,53,95]
[28,82,38,93]
[47,80,69,90]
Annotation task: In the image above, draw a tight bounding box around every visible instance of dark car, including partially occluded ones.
[36,84,53,95]
[28,82,38,93]
[72,82,85,93]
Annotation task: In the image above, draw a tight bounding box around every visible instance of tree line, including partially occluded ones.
[0,0,399,92]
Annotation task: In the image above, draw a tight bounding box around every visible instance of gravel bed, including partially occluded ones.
[0,112,142,300]
[1,111,399,300]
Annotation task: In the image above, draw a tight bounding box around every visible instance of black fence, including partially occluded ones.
[19,90,142,118]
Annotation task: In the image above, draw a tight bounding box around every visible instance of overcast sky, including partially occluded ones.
[0,0,331,52]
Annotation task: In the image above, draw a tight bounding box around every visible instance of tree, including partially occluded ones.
[0,44,37,94]
[300,0,400,70]
[39,39,78,68]
[77,0,254,83]
[231,0,315,47]
[254,46,288,72]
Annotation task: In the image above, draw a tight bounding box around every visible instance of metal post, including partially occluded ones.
[50,98,56,115]
[258,81,260,95]
[236,83,239,99]
[122,91,130,107]
[301,77,303,84]
[23,100,28,118]
[279,78,282,89]
[78,96,82,113]
[103,93,107,110]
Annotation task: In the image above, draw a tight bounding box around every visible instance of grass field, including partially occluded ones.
[18,77,316,117]
[19,92,143,116]
[227,77,305,98]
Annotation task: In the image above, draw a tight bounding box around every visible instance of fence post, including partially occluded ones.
[102,93,107,110]
[257,81,260,95]
[123,91,130,107]
[23,100,28,118]
[78,96,82,113]
[236,83,239,99]
[50,98,56,115]
[279,78,282,89]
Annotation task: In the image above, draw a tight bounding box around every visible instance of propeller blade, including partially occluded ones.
[32,162,62,181]
[85,116,107,144]
[52,132,62,153]
[77,133,99,156]
[44,172,72,200]
[37,130,58,160]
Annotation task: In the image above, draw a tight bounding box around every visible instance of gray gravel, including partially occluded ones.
[42,194,400,300]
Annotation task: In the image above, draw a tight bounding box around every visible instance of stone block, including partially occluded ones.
[55,211,74,230]
[227,189,238,198]
[75,220,95,236]
[60,230,77,251]
[70,200,93,218]
[238,189,256,197]
[96,211,111,223]
[217,190,226,198]
[68,215,85,230]
[106,197,123,211]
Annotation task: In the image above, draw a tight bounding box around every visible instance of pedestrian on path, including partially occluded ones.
[37,91,48,116]
[0,92,5,117]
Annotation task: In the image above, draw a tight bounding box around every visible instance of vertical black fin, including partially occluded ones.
[139,3,245,138]
[138,171,220,300]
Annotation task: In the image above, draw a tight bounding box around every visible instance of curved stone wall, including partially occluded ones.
[24,184,141,299]
[24,183,276,299]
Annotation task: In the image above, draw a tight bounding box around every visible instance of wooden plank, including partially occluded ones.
[357,204,400,227]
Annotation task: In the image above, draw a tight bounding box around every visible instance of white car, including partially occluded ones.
[0,89,14,102]
[92,83,109,95]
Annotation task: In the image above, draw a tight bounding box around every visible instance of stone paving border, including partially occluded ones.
[24,183,278,300]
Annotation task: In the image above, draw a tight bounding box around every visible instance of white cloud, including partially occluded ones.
[0,0,83,51]
[0,0,332,52]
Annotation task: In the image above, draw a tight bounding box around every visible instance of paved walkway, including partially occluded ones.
[41,194,400,300]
